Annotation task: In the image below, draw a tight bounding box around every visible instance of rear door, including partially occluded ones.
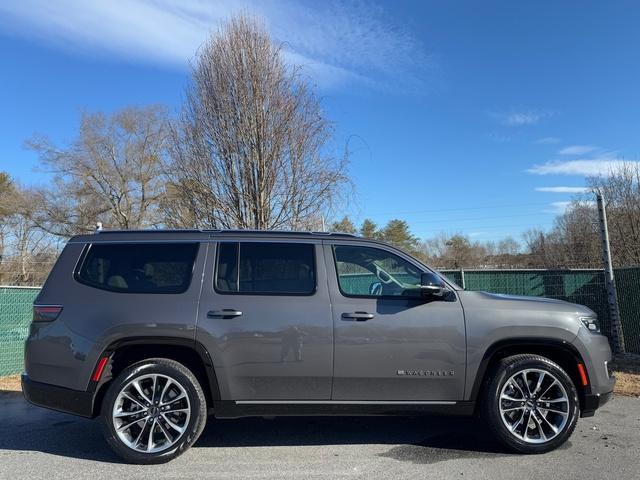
[324,241,466,401]
[196,239,333,400]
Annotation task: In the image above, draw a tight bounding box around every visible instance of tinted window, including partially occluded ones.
[77,243,199,294]
[216,242,315,295]
[216,243,239,292]
[333,245,422,297]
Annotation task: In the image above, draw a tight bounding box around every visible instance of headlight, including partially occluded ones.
[580,316,600,333]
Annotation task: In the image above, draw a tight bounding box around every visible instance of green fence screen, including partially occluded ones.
[0,268,639,376]
[0,287,39,376]
[440,268,640,354]
[611,268,640,355]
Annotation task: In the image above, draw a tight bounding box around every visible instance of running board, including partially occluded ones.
[235,400,457,405]
[212,400,474,418]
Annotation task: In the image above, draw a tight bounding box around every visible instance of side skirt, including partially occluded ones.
[212,400,476,418]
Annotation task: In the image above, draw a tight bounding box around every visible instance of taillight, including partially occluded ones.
[33,305,63,322]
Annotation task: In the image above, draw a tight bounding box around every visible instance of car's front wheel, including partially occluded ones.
[483,354,580,454]
[100,358,207,464]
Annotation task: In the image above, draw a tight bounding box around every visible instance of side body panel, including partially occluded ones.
[25,241,207,391]
[196,240,334,400]
[460,291,585,400]
[324,241,467,401]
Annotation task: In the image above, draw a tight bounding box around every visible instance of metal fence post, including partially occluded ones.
[596,191,626,354]
[460,268,466,290]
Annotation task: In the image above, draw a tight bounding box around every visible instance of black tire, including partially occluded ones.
[482,354,579,454]
[100,358,207,464]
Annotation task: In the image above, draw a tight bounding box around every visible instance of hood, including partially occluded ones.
[466,291,596,316]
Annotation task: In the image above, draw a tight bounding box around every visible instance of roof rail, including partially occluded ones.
[204,229,358,237]
[92,228,359,238]
[96,229,203,234]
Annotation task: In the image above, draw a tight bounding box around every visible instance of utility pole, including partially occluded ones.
[596,190,625,354]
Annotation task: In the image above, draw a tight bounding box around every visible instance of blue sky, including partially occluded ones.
[1,0,639,242]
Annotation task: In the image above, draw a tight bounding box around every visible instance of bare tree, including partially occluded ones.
[0,183,58,285]
[522,202,600,269]
[589,162,640,266]
[166,15,349,230]
[521,163,640,268]
[0,172,15,263]
[26,105,170,236]
[497,236,520,256]
[418,233,489,268]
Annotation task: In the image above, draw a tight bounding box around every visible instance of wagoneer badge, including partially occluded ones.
[397,369,455,377]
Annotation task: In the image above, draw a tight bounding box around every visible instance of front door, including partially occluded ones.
[197,240,333,400]
[324,241,466,401]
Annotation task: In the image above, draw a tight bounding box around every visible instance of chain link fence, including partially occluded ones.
[0,286,39,376]
[0,268,639,377]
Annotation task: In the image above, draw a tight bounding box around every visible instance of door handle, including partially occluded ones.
[341,311,375,321]
[207,309,243,319]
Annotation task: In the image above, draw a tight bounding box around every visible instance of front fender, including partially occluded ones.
[458,291,582,400]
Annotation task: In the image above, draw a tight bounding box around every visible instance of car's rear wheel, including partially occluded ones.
[100,358,207,464]
[482,354,579,453]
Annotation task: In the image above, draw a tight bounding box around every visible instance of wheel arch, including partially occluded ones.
[91,337,220,417]
[469,338,589,412]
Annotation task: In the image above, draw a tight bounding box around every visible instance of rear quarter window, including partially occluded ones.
[75,243,199,294]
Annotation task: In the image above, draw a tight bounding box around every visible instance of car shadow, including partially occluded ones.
[0,392,508,464]
[195,415,509,464]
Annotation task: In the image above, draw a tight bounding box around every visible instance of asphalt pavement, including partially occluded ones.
[0,392,638,480]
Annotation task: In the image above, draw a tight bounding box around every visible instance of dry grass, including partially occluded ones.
[0,374,21,392]
[1,356,639,396]
[614,372,640,396]
[611,353,640,397]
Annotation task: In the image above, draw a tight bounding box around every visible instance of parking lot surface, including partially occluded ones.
[0,392,638,480]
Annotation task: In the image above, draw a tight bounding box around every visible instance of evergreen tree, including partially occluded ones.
[360,219,379,239]
[379,219,419,253]
[331,216,357,234]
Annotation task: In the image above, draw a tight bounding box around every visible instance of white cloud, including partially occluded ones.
[545,200,595,214]
[546,201,571,214]
[0,0,432,91]
[535,137,561,145]
[527,159,638,176]
[506,113,541,126]
[558,145,598,155]
[490,109,553,127]
[535,186,590,193]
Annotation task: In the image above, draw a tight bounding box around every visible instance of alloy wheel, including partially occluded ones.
[112,373,191,453]
[498,368,570,444]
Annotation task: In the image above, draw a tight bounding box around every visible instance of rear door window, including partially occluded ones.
[215,242,316,295]
[76,243,199,294]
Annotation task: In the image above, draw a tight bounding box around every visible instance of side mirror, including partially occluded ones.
[420,272,446,297]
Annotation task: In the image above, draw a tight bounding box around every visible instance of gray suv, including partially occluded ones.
[22,230,614,463]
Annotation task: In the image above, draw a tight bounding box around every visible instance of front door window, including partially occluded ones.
[333,245,423,298]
